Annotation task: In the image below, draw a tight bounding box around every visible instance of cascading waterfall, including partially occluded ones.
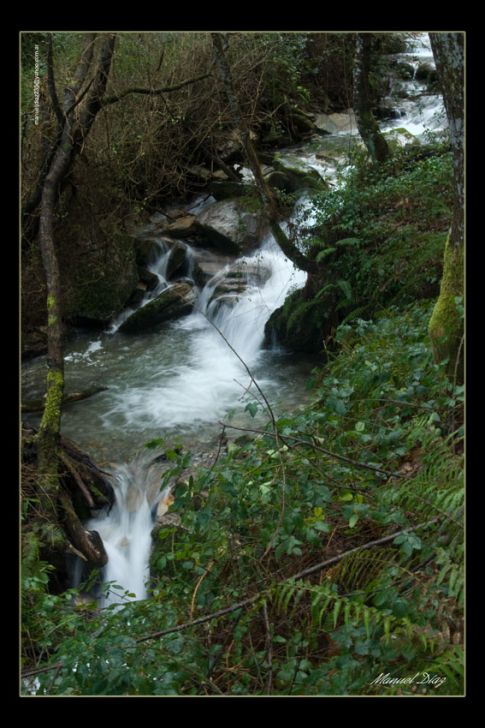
[87,459,165,606]
[84,233,307,605]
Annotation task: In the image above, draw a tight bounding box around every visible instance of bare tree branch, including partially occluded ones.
[101,72,211,107]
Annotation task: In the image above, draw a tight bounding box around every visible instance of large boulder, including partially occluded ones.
[314,110,358,135]
[271,154,326,192]
[197,197,267,253]
[119,282,196,333]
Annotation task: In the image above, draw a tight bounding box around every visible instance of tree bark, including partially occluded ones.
[428,33,464,381]
[353,34,390,164]
[211,33,317,274]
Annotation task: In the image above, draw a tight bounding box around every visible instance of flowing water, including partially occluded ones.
[22,32,447,608]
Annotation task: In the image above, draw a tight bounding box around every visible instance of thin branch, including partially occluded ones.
[262,601,273,694]
[101,72,211,107]
[201,313,277,431]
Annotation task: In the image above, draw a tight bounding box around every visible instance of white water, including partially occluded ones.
[87,460,163,606]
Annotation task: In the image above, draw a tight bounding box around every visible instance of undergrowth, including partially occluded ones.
[22,300,464,696]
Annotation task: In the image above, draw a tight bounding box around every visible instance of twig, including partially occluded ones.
[262,601,273,694]
[190,561,214,621]
[202,313,277,430]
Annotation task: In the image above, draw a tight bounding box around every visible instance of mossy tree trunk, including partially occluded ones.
[353,34,390,164]
[211,33,317,274]
[428,33,464,381]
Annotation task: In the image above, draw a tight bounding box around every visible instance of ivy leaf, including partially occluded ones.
[245,402,258,418]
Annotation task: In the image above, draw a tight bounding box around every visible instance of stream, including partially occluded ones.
[22,33,446,608]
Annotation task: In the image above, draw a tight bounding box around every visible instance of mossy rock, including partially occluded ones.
[272,155,327,192]
[415,62,436,83]
[383,127,420,149]
[119,282,196,333]
[264,288,335,353]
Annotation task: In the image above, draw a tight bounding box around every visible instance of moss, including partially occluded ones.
[428,233,464,380]
[39,369,64,432]
[237,192,264,214]
[265,287,337,353]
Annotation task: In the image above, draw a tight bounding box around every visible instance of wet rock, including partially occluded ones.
[165,242,189,281]
[374,106,402,121]
[119,282,196,333]
[192,250,238,285]
[393,61,415,80]
[138,267,159,290]
[266,170,294,193]
[272,155,326,192]
[127,286,146,307]
[134,238,165,267]
[165,214,201,239]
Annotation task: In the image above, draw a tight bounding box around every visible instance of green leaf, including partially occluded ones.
[339,492,354,502]
[316,247,337,262]
[245,402,258,418]
[348,513,359,529]
[355,421,366,432]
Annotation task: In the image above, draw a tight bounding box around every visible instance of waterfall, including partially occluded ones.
[85,233,307,606]
[87,458,168,606]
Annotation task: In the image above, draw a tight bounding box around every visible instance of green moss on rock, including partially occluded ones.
[119,282,196,333]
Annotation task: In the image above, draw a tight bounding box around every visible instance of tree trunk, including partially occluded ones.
[34,34,116,556]
[428,33,464,381]
[211,33,317,274]
[353,34,390,164]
